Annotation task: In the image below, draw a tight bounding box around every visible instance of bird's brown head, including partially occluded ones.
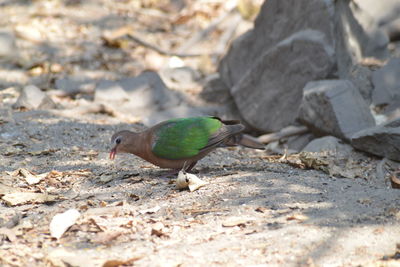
[110,130,134,160]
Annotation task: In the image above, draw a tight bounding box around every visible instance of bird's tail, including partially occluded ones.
[223,134,265,150]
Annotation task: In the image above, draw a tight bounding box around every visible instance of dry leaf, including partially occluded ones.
[390,171,400,189]
[0,227,17,242]
[286,213,309,222]
[50,209,81,239]
[2,192,58,206]
[102,257,142,267]
[176,171,208,191]
[139,205,161,214]
[18,168,47,185]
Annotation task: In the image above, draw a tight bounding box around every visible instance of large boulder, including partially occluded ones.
[351,118,400,161]
[217,0,388,132]
[230,30,335,132]
[219,0,335,89]
[371,58,400,113]
[298,80,375,141]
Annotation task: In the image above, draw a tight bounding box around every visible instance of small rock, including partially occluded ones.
[230,30,335,132]
[351,118,400,161]
[94,71,180,117]
[372,58,400,113]
[13,85,56,110]
[302,136,353,156]
[298,80,375,141]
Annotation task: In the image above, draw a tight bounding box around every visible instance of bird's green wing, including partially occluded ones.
[152,117,222,160]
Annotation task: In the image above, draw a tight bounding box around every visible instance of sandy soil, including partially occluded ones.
[0,105,399,267]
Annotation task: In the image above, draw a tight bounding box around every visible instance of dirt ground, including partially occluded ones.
[1,1,400,266]
[0,102,399,267]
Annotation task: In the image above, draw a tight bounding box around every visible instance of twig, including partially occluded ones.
[257,126,309,144]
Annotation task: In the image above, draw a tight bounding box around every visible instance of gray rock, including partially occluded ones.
[200,74,232,104]
[384,17,400,41]
[351,118,400,161]
[13,85,56,110]
[94,71,180,117]
[346,65,373,103]
[334,0,389,77]
[230,30,335,132]
[303,136,353,156]
[218,0,387,132]
[371,58,400,113]
[219,0,336,89]
[0,30,16,62]
[298,80,375,141]
[286,133,316,153]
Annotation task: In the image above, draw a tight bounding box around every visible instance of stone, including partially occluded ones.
[230,30,335,132]
[286,133,315,153]
[219,0,336,89]
[346,65,374,103]
[13,85,56,110]
[217,0,388,132]
[385,17,400,41]
[334,0,389,78]
[351,118,400,161]
[371,58,400,113]
[200,74,232,104]
[302,136,353,156]
[94,71,180,117]
[298,80,375,141]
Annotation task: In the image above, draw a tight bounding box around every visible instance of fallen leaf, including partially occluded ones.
[390,171,400,189]
[151,222,168,238]
[176,171,208,191]
[18,168,47,185]
[139,206,160,214]
[286,213,309,222]
[0,227,17,242]
[102,257,142,267]
[0,183,23,195]
[2,192,58,206]
[50,209,81,239]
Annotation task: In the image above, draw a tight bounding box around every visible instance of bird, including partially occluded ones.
[110,116,264,172]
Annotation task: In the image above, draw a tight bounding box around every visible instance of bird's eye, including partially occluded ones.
[115,137,121,144]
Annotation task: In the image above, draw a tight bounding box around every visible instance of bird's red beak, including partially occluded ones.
[109,146,117,160]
